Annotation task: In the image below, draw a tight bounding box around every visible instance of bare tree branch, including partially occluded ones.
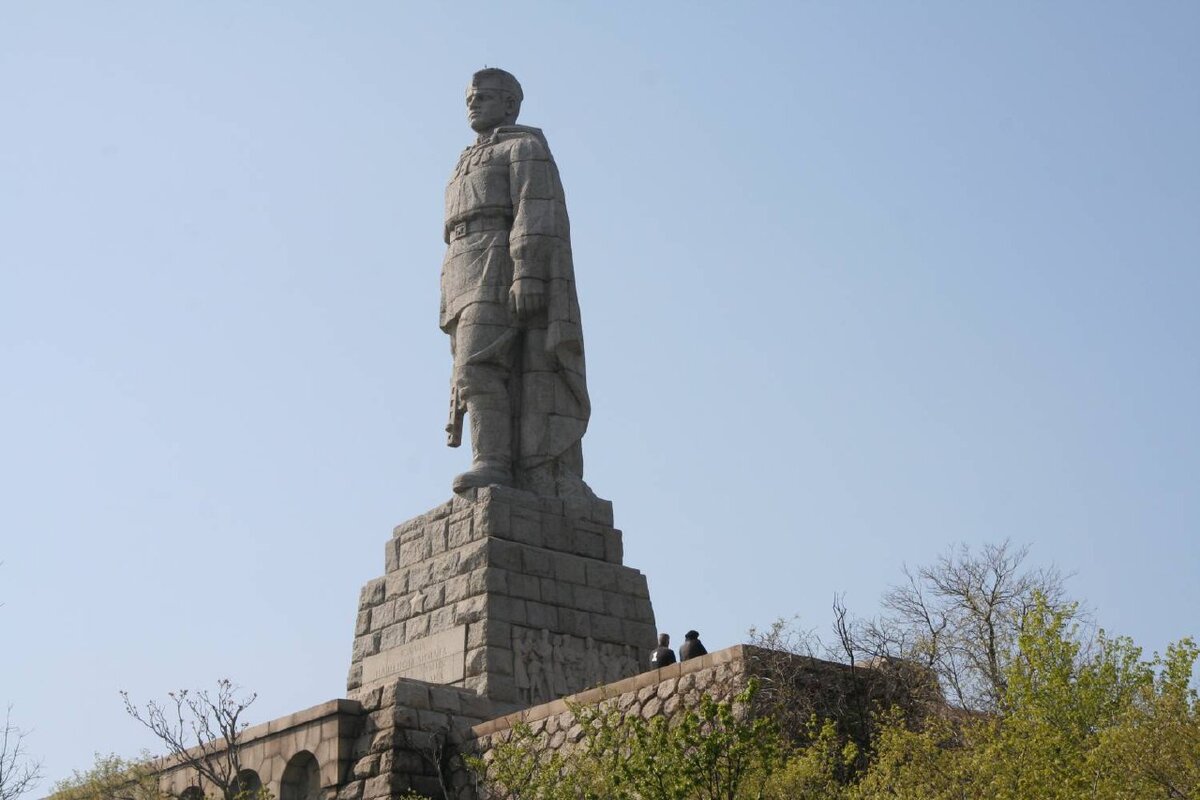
[121,680,257,800]
[0,706,42,800]
[753,539,1078,733]
[875,540,1077,713]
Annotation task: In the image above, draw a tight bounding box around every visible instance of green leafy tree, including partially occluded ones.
[47,753,165,800]
[847,594,1198,800]
[967,599,1145,799]
[761,718,855,800]
[1091,637,1200,799]
[478,543,1195,800]
[849,710,976,800]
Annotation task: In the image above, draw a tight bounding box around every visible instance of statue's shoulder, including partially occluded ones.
[492,125,553,160]
[493,124,547,142]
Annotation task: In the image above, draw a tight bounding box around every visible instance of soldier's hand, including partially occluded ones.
[510,278,547,319]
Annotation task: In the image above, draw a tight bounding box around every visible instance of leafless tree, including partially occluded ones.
[749,596,942,755]
[406,726,463,800]
[0,706,42,800]
[749,538,1074,753]
[858,539,1074,712]
[121,680,258,800]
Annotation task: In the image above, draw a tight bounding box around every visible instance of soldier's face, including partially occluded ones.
[466,88,513,132]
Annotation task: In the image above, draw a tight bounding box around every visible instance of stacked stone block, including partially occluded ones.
[348,485,658,706]
[467,646,752,769]
[152,645,940,800]
[464,644,944,783]
[155,700,361,800]
[342,678,497,800]
[339,652,754,800]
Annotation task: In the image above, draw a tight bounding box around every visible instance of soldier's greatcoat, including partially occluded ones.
[441,125,590,486]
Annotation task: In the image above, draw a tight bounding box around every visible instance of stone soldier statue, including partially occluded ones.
[442,68,592,498]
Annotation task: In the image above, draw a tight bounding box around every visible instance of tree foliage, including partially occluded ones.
[477,545,1197,800]
[760,718,857,800]
[1092,637,1200,798]
[48,753,165,800]
[850,596,1200,800]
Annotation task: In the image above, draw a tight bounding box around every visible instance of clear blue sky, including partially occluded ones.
[2,1,1197,787]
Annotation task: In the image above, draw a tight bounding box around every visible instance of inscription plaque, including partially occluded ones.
[361,625,467,685]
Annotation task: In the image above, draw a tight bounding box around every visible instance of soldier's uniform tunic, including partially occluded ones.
[441,124,590,495]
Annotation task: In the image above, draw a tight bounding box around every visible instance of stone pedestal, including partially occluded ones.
[348,486,658,707]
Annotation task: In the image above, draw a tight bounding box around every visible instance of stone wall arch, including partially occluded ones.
[232,769,263,798]
[154,701,358,800]
[279,751,321,800]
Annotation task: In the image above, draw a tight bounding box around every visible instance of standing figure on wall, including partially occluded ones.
[531,628,555,703]
[441,68,592,499]
[552,634,571,695]
[584,636,603,686]
[513,630,532,704]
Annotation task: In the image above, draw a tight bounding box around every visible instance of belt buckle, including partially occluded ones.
[453,221,468,239]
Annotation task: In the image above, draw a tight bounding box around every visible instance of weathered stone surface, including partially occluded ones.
[177,72,742,800]
[362,626,467,686]
[361,772,400,800]
[348,487,656,704]
[156,700,362,799]
[442,69,592,499]
[390,680,431,710]
[351,754,379,780]
[362,578,386,607]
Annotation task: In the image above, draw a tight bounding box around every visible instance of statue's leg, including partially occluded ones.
[451,302,516,493]
[516,324,591,497]
[514,324,553,493]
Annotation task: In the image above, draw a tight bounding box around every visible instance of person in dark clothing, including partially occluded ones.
[649,632,676,668]
[679,630,708,661]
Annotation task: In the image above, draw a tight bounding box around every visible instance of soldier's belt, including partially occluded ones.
[449,215,511,240]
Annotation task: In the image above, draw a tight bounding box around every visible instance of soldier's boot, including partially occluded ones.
[452,403,513,493]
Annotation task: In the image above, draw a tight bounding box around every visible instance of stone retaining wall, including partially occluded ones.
[154,645,933,800]
[336,647,767,800]
[156,699,361,800]
[468,644,752,757]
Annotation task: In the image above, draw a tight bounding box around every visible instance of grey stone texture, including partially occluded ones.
[464,645,942,788]
[341,678,501,800]
[156,700,360,800]
[154,645,940,800]
[442,69,592,498]
[468,644,755,761]
[347,485,657,706]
